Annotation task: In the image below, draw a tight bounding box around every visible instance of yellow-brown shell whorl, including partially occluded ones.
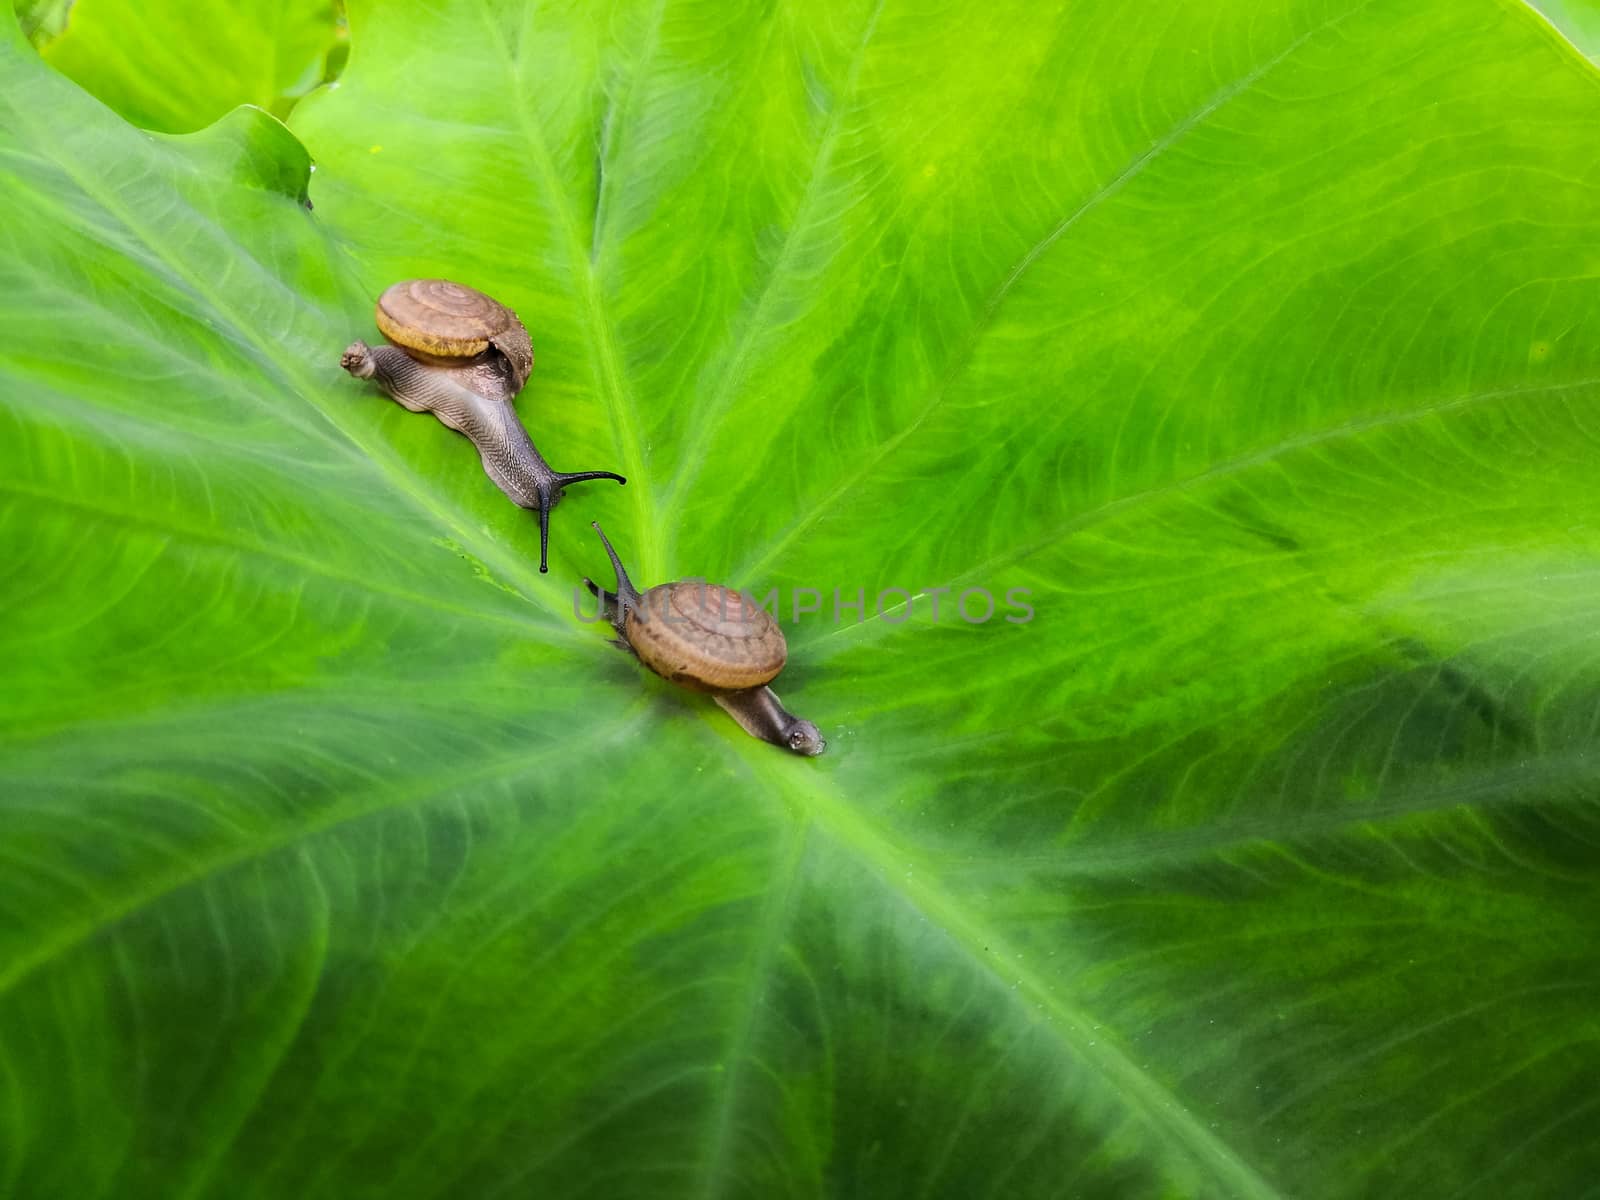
[375,279,525,363]
[627,583,786,692]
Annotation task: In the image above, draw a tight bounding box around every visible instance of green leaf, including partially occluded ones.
[5,0,1600,1197]
[12,0,70,47]
[30,0,342,131]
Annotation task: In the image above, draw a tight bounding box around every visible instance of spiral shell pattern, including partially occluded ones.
[627,582,787,691]
[375,279,518,360]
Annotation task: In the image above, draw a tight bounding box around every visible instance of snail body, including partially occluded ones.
[341,279,624,572]
[586,523,826,756]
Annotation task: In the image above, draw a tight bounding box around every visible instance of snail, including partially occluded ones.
[340,279,625,573]
[585,523,826,756]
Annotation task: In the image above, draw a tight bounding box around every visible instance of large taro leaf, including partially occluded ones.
[4,0,1600,1196]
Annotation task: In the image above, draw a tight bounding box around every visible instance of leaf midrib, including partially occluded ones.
[693,818,812,1200]
[0,478,574,646]
[731,0,1381,582]
[800,374,1600,655]
[661,0,887,528]
[0,708,647,1003]
[475,0,659,578]
[728,734,1284,1200]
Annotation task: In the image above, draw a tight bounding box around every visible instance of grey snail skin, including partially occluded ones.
[584,522,826,757]
[340,279,624,572]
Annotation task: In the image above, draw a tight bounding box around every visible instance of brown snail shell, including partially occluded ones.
[374,278,533,390]
[627,582,787,692]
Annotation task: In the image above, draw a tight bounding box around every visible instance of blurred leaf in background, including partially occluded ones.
[16,0,346,130]
[13,0,69,46]
[1529,0,1600,56]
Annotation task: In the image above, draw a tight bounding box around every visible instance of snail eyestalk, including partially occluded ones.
[529,472,626,574]
[587,521,641,633]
